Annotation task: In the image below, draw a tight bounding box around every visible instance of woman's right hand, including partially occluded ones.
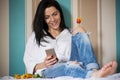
[44,55,58,68]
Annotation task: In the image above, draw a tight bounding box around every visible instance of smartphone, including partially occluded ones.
[45,48,57,57]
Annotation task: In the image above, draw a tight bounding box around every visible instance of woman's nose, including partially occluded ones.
[50,16,55,21]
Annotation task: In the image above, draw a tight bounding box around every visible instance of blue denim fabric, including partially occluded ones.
[42,32,99,78]
[42,63,66,78]
[65,62,88,78]
[70,32,99,69]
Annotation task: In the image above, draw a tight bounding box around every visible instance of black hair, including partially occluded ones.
[33,0,68,46]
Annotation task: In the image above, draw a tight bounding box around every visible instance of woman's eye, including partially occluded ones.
[53,12,57,16]
[45,16,49,19]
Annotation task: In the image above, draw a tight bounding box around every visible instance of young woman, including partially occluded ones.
[24,0,117,78]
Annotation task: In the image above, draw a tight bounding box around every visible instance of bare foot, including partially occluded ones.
[92,61,117,78]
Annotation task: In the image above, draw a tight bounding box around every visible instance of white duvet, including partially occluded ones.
[1,73,120,80]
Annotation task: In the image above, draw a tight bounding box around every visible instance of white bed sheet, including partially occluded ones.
[1,73,120,80]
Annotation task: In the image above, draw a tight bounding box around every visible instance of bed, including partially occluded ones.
[1,73,120,80]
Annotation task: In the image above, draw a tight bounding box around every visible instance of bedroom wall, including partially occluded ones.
[57,0,71,28]
[9,0,25,76]
[101,0,116,65]
[116,0,120,72]
[0,0,9,77]
[77,0,99,65]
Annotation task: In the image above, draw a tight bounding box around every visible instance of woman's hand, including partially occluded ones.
[44,55,58,68]
[34,55,58,73]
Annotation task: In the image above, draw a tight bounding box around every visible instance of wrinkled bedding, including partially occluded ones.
[1,73,120,80]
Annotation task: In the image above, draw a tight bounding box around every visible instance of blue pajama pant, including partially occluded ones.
[42,32,99,78]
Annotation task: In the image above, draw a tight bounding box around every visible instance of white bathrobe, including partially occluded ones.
[23,29,72,74]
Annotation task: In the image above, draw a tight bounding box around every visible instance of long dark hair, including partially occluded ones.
[33,0,68,46]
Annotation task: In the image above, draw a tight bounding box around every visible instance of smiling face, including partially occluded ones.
[44,6,61,31]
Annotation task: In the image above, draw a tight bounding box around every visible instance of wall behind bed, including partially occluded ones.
[9,0,25,76]
[0,0,120,77]
[116,0,120,72]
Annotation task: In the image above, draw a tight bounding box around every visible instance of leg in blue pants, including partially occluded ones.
[66,32,100,78]
[42,32,99,78]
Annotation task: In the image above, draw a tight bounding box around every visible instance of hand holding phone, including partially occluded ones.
[45,48,58,66]
[45,48,57,58]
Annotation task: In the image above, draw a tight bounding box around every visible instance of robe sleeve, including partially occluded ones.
[23,33,38,74]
